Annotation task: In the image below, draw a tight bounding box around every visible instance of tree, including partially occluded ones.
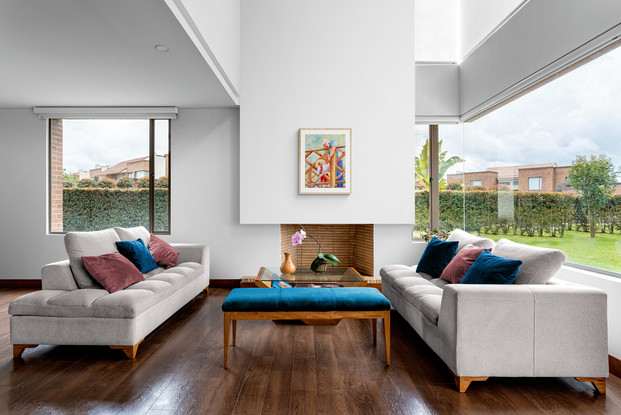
[415,138,464,190]
[62,169,79,187]
[567,154,619,237]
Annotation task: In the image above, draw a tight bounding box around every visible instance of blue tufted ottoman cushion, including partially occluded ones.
[222,287,391,312]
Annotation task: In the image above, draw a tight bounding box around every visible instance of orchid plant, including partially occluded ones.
[291,227,341,272]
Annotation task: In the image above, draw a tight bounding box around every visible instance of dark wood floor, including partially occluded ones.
[1,287,620,414]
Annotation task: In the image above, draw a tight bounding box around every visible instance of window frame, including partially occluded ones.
[48,118,171,235]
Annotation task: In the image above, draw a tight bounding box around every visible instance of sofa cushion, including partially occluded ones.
[149,234,179,269]
[380,265,432,292]
[65,228,121,288]
[114,226,151,247]
[115,239,158,274]
[492,238,566,284]
[461,250,522,285]
[82,252,145,293]
[416,237,458,278]
[9,262,204,319]
[440,244,491,284]
[400,285,443,324]
[447,229,495,252]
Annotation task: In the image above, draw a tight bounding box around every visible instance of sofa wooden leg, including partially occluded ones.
[576,377,606,394]
[110,339,143,359]
[454,375,489,392]
[13,344,38,358]
[203,286,209,293]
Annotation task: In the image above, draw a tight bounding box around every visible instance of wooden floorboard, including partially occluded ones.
[0,287,620,414]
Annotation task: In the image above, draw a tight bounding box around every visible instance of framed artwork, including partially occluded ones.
[299,128,352,194]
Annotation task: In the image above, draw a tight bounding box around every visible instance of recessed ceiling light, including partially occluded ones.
[154,45,169,52]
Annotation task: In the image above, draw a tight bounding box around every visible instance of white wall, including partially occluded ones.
[460,0,621,117]
[0,109,67,278]
[415,63,460,122]
[239,0,416,225]
[459,0,525,61]
[415,0,458,62]
[556,266,621,359]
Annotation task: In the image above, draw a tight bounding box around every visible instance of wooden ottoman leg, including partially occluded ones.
[383,311,391,365]
[224,312,230,368]
[232,320,237,346]
[13,344,38,358]
[372,318,377,345]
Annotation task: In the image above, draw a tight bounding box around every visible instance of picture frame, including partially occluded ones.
[299,128,352,194]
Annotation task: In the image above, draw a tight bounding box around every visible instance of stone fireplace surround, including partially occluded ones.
[280,224,374,276]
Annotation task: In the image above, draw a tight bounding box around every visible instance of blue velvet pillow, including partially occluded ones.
[416,237,459,278]
[115,238,158,274]
[460,250,522,284]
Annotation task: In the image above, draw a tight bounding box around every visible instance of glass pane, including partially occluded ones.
[56,119,150,232]
[438,124,464,235]
[153,120,170,232]
[414,125,429,238]
[462,46,621,273]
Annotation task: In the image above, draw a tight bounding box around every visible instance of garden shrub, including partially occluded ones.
[63,188,169,232]
[136,177,150,188]
[77,178,96,188]
[116,177,135,188]
[156,176,168,188]
[96,178,115,188]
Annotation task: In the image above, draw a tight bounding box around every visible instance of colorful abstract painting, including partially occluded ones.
[299,128,351,194]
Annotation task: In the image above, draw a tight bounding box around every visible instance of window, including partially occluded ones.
[417,45,621,275]
[49,119,170,233]
[528,177,542,191]
[470,180,482,186]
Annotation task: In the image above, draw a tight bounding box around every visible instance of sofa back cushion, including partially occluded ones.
[447,229,495,252]
[65,228,121,288]
[416,237,459,278]
[492,238,566,284]
[114,226,150,247]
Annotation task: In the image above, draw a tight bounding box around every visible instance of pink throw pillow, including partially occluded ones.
[440,244,491,284]
[149,234,179,269]
[82,252,144,293]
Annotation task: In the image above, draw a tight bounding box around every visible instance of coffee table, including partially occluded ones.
[249,266,381,291]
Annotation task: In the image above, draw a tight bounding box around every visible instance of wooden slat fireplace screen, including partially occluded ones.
[280,224,374,276]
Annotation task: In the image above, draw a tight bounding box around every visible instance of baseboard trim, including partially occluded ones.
[0,279,42,289]
[209,279,241,289]
[610,354,621,378]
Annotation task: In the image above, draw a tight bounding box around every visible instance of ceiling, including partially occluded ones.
[0,0,236,108]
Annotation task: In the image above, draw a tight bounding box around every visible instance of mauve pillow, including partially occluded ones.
[82,252,144,293]
[149,234,179,269]
[440,244,491,284]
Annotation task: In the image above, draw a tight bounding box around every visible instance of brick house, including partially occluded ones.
[90,155,168,182]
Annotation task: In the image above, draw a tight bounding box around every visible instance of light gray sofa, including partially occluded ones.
[380,229,608,393]
[9,226,209,359]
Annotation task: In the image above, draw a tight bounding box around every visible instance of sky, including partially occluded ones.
[416,46,621,178]
[63,120,169,173]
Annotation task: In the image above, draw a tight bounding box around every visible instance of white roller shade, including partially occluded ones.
[33,107,178,119]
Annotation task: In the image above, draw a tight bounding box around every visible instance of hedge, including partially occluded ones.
[63,188,169,232]
[415,190,621,237]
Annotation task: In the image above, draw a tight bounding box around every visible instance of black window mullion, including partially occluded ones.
[149,119,155,233]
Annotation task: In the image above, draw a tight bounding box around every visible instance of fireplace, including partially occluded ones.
[280,224,374,276]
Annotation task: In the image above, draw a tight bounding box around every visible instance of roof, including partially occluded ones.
[486,163,557,179]
[100,156,148,176]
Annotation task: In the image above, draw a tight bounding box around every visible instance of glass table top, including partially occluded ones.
[258,266,365,287]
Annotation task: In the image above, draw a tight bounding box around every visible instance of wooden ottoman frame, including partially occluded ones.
[223,310,390,368]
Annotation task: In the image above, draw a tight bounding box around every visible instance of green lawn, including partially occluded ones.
[484,230,621,273]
